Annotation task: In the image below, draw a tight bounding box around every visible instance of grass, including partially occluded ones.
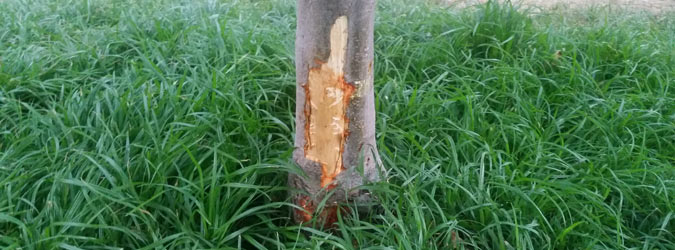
[1,0,673,249]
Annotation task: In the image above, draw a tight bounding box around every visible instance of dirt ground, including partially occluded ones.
[445,0,675,14]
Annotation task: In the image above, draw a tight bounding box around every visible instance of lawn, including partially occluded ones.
[1,0,673,249]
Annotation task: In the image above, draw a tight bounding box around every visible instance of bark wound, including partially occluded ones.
[303,16,354,189]
[295,194,350,228]
[296,195,314,223]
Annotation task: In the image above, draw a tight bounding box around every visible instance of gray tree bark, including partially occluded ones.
[290,0,381,227]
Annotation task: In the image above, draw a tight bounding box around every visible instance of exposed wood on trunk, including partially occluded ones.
[290,0,381,227]
[303,16,354,189]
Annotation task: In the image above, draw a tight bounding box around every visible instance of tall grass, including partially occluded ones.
[1,0,673,249]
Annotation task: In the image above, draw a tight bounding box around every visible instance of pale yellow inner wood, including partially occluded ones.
[304,16,352,188]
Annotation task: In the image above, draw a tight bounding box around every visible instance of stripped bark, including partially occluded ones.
[290,0,381,227]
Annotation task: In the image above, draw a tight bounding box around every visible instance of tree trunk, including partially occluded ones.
[290,0,381,227]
